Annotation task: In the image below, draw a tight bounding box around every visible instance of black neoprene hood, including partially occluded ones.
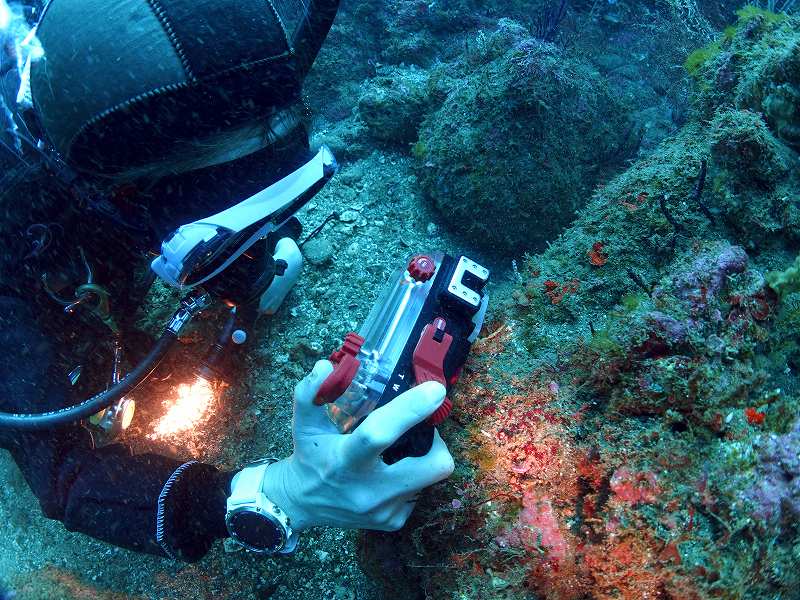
[31,0,303,176]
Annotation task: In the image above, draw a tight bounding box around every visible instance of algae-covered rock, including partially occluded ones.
[357,66,435,145]
[346,9,800,600]
[708,108,799,244]
[690,10,800,152]
[767,253,800,299]
[414,22,633,254]
[371,16,800,600]
[710,108,792,185]
[733,15,800,150]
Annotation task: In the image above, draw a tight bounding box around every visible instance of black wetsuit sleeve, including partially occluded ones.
[0,296,234,562]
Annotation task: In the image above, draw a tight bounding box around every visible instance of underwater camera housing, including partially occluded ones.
[315,253,490,464]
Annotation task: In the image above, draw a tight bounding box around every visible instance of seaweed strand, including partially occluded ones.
[659,195,685,233]
[692,159,714,224]
[627,268,653,297]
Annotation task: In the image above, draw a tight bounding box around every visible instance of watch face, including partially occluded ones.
[228,510,284,552]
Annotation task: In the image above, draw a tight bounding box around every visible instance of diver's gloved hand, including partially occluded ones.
[262,360,455,532]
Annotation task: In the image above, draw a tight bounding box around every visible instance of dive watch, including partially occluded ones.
[225,458,298,554]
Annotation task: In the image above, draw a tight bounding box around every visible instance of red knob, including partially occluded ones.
[315,333,365,405]
[407,255,436,282]
[428,397,453,426]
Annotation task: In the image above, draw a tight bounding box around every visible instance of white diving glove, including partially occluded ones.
[262,359,455,532]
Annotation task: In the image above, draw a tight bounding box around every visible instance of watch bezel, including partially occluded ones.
[225,502,288,554]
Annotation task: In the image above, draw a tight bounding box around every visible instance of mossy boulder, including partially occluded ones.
[688,11,800,152]
[357,66,435,145]
[414,24,633,254]
[708,108,800,245]
[709,108,793,185]
[735,19,800,151]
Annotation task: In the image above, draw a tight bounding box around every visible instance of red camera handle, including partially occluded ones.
[412,318,454,425]
[314,319,455,425]
[314,332,365,405]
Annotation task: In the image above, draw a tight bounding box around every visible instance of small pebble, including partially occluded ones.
[339,210,359,223]
[304,238,334,265]
[315,549,330,562]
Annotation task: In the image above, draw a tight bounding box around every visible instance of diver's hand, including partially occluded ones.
[262,360,454,532]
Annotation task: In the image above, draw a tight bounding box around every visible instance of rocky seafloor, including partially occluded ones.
[2,0,800,599]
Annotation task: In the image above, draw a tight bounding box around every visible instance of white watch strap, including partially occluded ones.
[227,459,297,554]
[228,462,271,507]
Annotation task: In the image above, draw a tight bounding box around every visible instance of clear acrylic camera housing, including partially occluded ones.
[326,252,445,432]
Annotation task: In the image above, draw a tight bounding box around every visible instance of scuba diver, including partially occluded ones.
[0,0,455,562]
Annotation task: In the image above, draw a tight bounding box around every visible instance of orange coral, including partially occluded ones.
[745,407,765,425]
[543,278,580,304]
[588,242,609,266]
[446,372,706,600]
[583,534,664,600]
[609,467,661,505]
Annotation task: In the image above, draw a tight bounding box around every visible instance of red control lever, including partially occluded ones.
[412,318,454,425]
[315,332,365,405]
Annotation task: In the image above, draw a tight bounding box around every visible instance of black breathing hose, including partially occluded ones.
[0,332,176,431]
[0,292,211,431]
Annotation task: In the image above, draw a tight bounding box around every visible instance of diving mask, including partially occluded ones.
[151,145,337,307]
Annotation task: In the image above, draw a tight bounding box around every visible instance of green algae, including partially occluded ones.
[735,5,788,27]
[683,6,787,79]
[684,32,732,78]
[767,254,800,298]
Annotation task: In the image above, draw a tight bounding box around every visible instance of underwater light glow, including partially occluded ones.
[0,2,10,30]
[151,376,215,438]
